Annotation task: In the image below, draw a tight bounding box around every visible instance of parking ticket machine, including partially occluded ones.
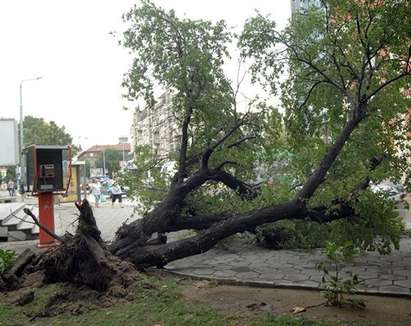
[23,145,71,247]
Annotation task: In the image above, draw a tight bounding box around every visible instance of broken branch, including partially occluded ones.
[23,208,64,243]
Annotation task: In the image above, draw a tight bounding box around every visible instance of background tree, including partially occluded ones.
[111,0,411,267]
[22,115,80,155]
[96,149,123,178]
[0,167,16,183]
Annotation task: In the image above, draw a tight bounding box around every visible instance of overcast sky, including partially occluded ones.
[0,0,291,150]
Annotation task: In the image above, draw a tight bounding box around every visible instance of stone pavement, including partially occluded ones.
[0,190,16,203]
[166,237,411,297]
[53,200,137,241]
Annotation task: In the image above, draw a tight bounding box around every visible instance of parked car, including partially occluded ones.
[370,182,406,203]
[94,175,111,183]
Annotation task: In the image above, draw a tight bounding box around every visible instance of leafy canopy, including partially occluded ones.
[22,115,80,155]
[239,0,411,200]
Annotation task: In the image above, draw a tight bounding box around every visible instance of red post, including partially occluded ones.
[37,192,56,248]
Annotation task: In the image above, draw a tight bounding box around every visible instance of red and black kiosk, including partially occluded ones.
[22,145,71,247]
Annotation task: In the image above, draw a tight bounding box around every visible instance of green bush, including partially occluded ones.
[0,249,16,274]
[255,220,330,250]
[317,241,365,309]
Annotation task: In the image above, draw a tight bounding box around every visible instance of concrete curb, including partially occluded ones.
[165,268,411,299]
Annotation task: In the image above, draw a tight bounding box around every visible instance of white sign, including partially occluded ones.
[0,119,19,166]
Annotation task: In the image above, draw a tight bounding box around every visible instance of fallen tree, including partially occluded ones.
[110,0,411,267]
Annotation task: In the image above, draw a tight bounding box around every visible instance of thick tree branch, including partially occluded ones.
[112,165,255,255]
[208,169,257,199]
[177,98,194,182]
[165,155,384,234]
[297,104,367,200]
[121,200,304,267]
[200,117,246,169]
[170,155,384,232]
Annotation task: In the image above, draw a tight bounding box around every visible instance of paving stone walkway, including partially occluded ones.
[166,237,411,296]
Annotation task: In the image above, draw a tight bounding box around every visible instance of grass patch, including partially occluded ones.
[0,274,378,326]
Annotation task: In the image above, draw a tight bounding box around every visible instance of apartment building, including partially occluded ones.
[130,91,180,157]
[291,0,321,14]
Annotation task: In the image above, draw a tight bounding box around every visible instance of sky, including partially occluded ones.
[0,0,291,150]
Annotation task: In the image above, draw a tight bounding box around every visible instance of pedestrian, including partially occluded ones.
[111,183,123,208]
[91,181,102,208]
[7,180,15,197]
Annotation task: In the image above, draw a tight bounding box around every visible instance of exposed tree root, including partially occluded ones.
[39,199,139,292]
[4,199,139,294]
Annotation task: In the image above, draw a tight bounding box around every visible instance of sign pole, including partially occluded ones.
[37,192,56,248]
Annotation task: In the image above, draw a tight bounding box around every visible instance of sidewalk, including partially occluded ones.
[166,237,411,297]
[0,190,16,203]
[165,206,411,296]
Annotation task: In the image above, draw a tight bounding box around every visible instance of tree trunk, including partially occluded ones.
[115,200,304,267]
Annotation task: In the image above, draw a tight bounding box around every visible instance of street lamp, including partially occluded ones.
[18,76,44,192]
[102,150,106,176]
[20,76,43,152]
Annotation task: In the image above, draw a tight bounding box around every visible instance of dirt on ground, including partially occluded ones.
[182,279,411,326]
[2,267,144,321]
[3,270,411,325]
[2,281,137,320]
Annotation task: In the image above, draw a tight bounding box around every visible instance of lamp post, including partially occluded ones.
[18,76,43,192]
[20,76,43,153]
[102,150,106,176]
